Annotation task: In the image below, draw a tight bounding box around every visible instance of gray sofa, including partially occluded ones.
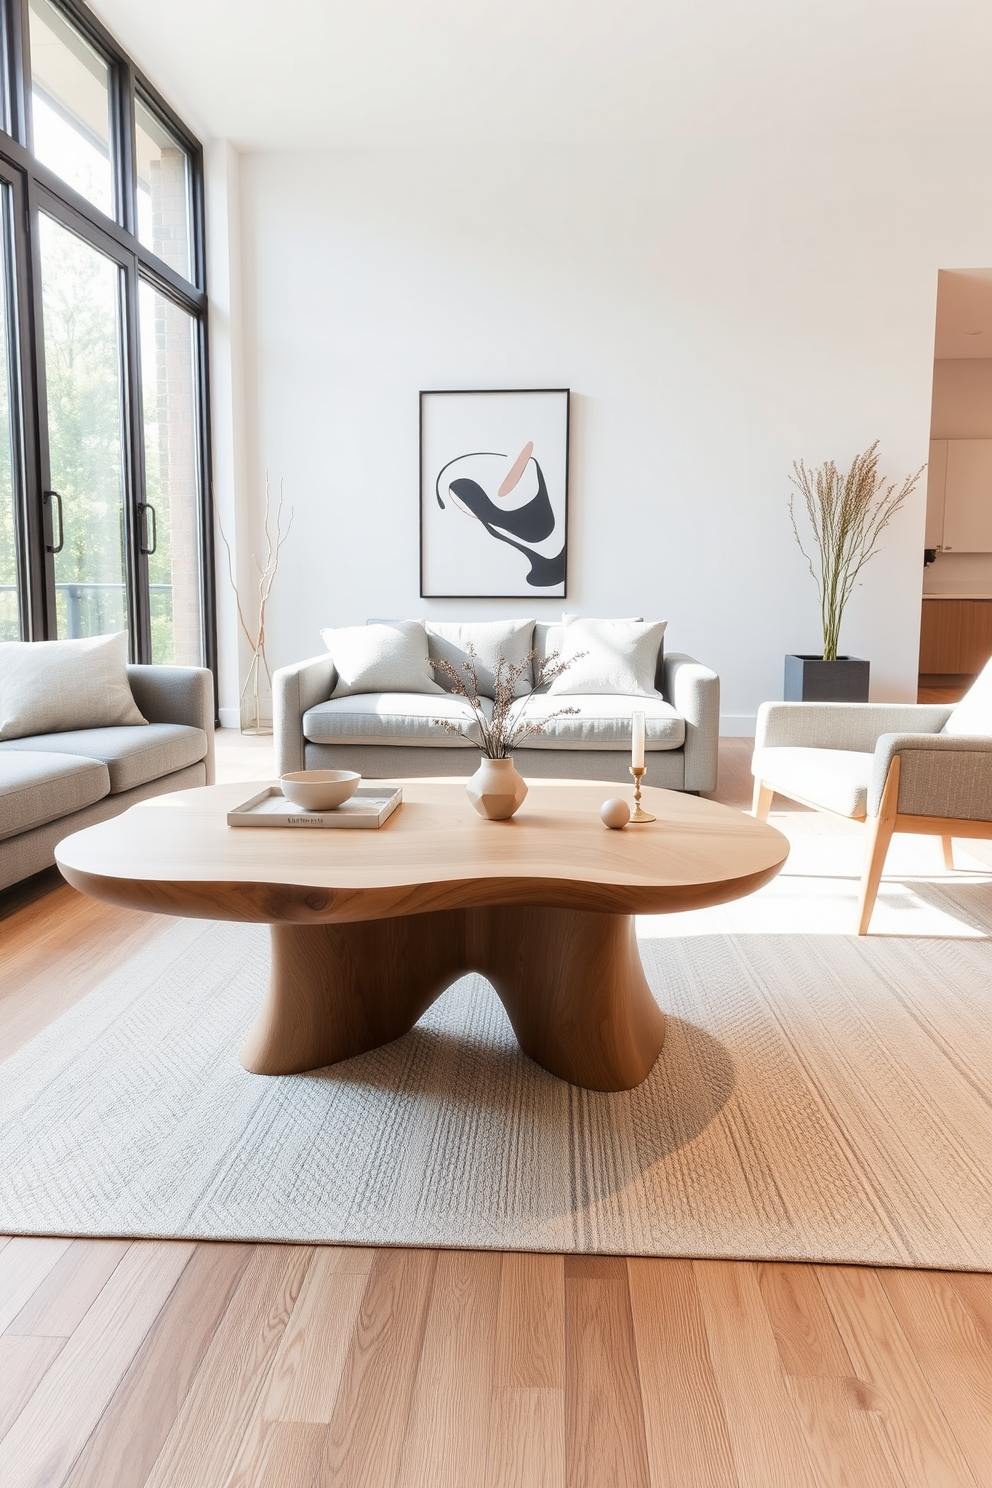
[275,622,719,790]
[0,665,215,891]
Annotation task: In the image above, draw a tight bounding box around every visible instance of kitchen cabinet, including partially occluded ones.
[919,597,992,673]
[941,440,992,552]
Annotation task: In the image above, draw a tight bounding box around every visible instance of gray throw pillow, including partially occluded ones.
[321,620,442,698]
[547,617,667,697]
[426,619,535,698]
[0,631,147,741]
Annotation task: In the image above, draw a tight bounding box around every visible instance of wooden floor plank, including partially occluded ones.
[141,1245,313,1488]
[564,1258,650,1488]
[396,1249,501,1488]
[0,1237,73,1333]
[879,1267,992,1488]
[755,1262,854,1380]
[485,1387,565,1488]
[816,1263,979,1488]
[784,1375,906,1488]
[316,1247,438,1488]
[262,1248,373,1424]
[0,889,170,1062]
[494,1252,564,1389]
[0,1241,194,1488]
[5,1239,131,1337]
[239,1421,328,1488]
[948,1271,992,1353]
[692,1260,824,1488]
[0,1335,65,1441]
[628,1257,740,1488]
[62,1241,254,1488]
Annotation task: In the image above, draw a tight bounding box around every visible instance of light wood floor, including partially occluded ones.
[2,734,992,1488]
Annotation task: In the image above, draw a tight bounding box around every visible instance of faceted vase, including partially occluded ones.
[465,756,528,820]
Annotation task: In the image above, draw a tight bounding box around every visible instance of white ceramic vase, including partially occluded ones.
[466,755,528,820]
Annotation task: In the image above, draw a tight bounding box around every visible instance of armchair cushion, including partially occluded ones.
[751,746,873,818]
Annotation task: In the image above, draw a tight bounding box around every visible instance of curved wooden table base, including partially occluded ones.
[56,778,789,1094]
[241,906,666,1092]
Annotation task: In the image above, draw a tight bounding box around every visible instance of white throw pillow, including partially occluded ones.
[426,619,535,698]
[321,620,442,698]
[547,617,667,697]
[0,632,147,741]
[942,656,992,737]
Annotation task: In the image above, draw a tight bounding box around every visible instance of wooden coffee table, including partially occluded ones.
[55,778,788,1091]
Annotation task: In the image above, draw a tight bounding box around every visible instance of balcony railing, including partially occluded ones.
[0,581,173,638]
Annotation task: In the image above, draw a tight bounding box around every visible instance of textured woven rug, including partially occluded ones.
[3,815,992,1267]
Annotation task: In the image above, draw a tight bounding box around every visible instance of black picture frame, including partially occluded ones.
[420,387,570,599]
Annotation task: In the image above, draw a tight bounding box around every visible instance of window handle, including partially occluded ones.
[139,501,157,555]
[44,489,64,554]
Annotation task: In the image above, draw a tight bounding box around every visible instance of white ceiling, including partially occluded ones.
[934,270,992,359]
[89,0,992,151]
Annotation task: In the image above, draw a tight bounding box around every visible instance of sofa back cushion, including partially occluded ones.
[322,621,441,698]
[547,617,668,698]
[426,619,534,698]
[942,656,992,737]
[0,632,147,741]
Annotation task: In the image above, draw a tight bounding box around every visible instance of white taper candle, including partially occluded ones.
[632,711,645,769]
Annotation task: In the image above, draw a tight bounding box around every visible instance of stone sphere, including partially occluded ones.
[600,797,631,830]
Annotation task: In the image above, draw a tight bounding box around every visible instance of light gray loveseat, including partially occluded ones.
[0,665,215,891]
[275,620,719,791]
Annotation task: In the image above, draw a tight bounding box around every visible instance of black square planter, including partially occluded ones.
[784,654,870,702]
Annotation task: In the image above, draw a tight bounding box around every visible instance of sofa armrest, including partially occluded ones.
[869,732,992,819]
[663,652,720,791]
[126,665,215,784]
[273,653,338,775]
[755,701,951,753]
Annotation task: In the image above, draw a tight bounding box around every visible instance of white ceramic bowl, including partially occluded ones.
[280,769,361,811]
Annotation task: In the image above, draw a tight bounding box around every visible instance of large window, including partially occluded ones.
[0,0,213,675]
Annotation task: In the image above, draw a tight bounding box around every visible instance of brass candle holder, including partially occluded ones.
[628,765,656,823]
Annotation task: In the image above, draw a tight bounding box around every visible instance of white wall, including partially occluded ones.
[228,130,986,732]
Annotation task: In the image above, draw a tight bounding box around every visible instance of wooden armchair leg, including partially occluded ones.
[942,836,955,871]
[857,757,900,936]
[752,779,774,821]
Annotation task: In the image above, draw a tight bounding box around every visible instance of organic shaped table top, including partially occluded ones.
[55,778,789,926]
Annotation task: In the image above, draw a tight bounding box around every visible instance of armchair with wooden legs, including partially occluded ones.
[750,660,992,934]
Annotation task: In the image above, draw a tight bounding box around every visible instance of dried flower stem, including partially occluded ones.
[789,441,921,661]
[433,644,585,757]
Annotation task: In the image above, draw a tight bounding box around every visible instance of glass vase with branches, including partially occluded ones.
[788,441,922,662]
[218,475,294,734]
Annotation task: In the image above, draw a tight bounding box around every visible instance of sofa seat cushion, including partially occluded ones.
[506,694,684,750]
[0,724,208,794]
[751,746,873,818]
[303,693,494,749]
[0,751,110,841]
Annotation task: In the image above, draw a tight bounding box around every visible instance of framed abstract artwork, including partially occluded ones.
[420,388,570,598]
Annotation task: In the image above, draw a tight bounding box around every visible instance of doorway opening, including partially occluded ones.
[919,269,992,702]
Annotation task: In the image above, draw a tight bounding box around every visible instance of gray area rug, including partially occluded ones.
[3,818,992,1266]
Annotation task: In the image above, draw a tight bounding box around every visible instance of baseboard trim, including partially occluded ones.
[218,707,240,729]
[720,713,757,738]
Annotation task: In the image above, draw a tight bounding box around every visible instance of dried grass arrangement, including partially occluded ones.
[789,441,922,662]
[432,645,583,758]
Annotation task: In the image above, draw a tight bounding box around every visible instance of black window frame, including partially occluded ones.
[0,0,215,687]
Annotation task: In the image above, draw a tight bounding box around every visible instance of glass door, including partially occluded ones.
[38,211,130,640]
[0,182,23,639]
